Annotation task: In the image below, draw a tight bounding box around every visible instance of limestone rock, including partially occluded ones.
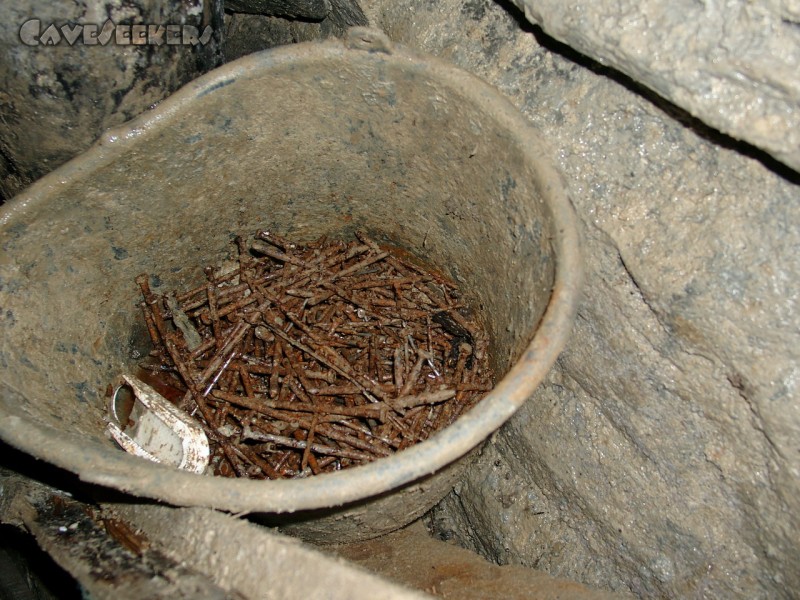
[225,0,331,19]
[0,0,224,201]
[223,0,367,61]
[363,0,800,597]
[507,0,800,174]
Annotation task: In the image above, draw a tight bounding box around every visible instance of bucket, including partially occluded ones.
[0,28,581,543]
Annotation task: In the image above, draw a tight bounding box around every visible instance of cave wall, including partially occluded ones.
[508,0,800,173]
[0,0,224,201]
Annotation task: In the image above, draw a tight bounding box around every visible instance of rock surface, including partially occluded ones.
[0,0,224,201]
[331,521,621,600]
[223,0,367,61]
[508,0,800,173]
[225,0,331,20]
[361,0,800,597]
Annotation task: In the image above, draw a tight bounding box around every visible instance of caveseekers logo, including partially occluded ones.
[19,19,213,46]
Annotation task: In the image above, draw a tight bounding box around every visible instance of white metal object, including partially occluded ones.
[107,374,209,474]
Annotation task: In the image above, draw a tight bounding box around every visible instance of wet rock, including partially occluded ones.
[362,0,800,597]
[0,0,224,202]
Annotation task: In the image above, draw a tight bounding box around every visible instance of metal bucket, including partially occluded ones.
[0,28,581,543]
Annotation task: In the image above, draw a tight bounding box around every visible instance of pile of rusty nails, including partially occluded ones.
[132,230,493,479]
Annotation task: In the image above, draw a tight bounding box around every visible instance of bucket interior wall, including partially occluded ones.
[0,48,557,477]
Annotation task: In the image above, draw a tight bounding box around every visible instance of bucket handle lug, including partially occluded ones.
[345,27,393,55]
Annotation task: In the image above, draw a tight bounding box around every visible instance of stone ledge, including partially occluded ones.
[510,0,800,173]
